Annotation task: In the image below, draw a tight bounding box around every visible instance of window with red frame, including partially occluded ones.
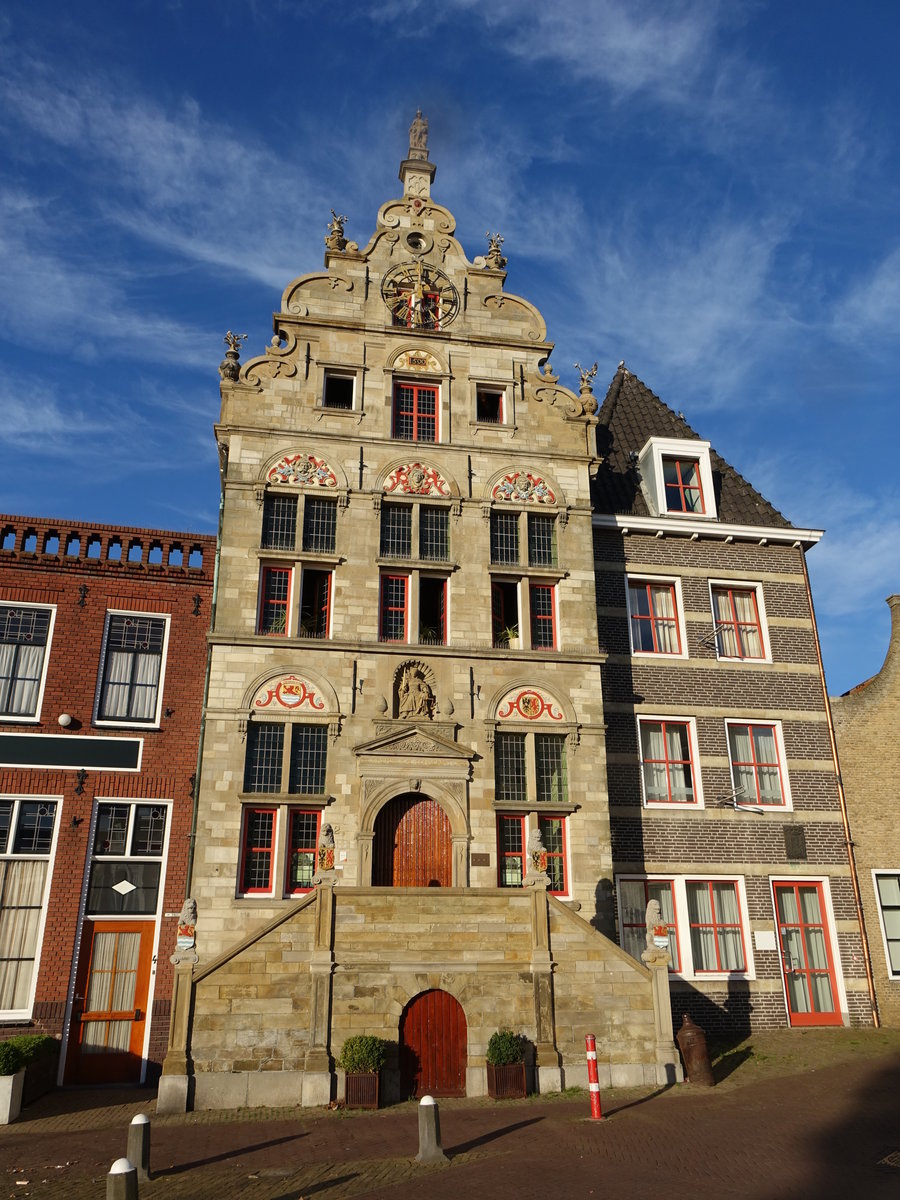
[258,567,291,636]
[418,577,446,645]
[299,569,331,639]
[618,878,680,970]
[638,719,696,804]
[529,583,556,649]
[240,807,276,893]
[286,808,321,893]
[712,586,765,659]
[627,581,681,654]
[727,723,786,806]
[686,880,746,971]
[497,815,526,887]
[662,457,705,513]
[392,382,437,442]
[379,575,408,641]
[538,814,567,895]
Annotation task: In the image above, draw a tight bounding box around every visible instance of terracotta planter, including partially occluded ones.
[344,1071,380,1109]
[487,1061,527,1099]
[0,1069,25,1125]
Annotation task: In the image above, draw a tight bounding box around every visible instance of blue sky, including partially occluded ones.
[1,0,897,695]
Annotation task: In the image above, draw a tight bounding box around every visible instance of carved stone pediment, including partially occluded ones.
[353,724,472,761]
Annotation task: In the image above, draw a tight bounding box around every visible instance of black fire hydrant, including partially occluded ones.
[676,1013,715,1086]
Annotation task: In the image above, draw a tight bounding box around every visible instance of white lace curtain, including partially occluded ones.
[0,644,44,714]
[102,652,160,719]
[0,859,47,1009]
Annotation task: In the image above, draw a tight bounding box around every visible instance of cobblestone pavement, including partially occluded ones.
[2,1050,900,1200]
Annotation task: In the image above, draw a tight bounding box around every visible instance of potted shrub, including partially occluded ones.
[486,1029,527,1099]
[337,1035,387,1109]
[15,1035,59,1106]
[0,1041,24,1125]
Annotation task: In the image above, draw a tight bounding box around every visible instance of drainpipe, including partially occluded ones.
[800,550,879,1026]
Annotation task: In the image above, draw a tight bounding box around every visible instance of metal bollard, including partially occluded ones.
[675,1013,715,1086]
[416,1094,449,1164]
[584,1034,604,1120]
[107,1157,138,1200]
[127,1113,151,1181]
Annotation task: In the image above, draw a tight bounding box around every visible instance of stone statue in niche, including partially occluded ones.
[397,665,434,720]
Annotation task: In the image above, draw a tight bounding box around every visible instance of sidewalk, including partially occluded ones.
[3,1036,900,1199]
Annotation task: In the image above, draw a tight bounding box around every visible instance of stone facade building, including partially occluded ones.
[0,515,214,1084]
[160,118,873,1111]
[831,596,900,1026]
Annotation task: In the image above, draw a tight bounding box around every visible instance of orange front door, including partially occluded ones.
[372,794,452,887]
[774,882,843,1027]
[67,920,154,1083]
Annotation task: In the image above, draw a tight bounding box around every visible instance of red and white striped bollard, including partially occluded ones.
[585,1033,603,1120]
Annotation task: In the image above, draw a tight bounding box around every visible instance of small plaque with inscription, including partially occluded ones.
[471,853,491,867]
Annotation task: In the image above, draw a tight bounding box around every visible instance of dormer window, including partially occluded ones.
[636,437,717,520]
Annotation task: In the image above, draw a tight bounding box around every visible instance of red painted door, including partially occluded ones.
[774,882,843,1027]
[400,989,467,1097]
[372,794,452,887]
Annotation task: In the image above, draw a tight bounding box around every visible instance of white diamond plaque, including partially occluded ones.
[112,879,137,896]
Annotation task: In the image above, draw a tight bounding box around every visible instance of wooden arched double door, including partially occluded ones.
[372,793,452,887]
[400,989,467,1097]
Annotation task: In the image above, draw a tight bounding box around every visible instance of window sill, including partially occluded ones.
[238,792,332,805]
[376,556,458,571]
[491,800,579,814]
[93,720,159,731]
[489,564,565,579]
[256,549,343,564]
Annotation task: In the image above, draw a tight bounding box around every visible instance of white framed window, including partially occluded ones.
[474,384,509,425]
[616,873,755,981]
[626,576,687,658]
[636,437,717,520]
[873,871,900,978]
[0,795,61,1017]
[636,716,703,807]
[87,800,171,916]
[0,603,56,723]
[322,369,356,411]
[725,719,791,810]
[95,612,170,728]
[708,580,771,662]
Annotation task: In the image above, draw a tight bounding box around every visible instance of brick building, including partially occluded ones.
[831,595,900,1026]
[594,367,876,1032]
[0,515,214,1084]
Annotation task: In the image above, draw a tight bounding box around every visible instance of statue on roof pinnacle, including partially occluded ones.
[325,209,348,252]
[409,109,428,152]
[219,331,247,381]
[485,231,508,270]
[575,361,598,391]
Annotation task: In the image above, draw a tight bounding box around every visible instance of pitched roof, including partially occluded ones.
[592,365,792,529]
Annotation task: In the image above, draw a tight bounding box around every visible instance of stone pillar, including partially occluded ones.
[525,875,561,1092]
[157,962,194,1114]
[451,834,468,887]
[643,951,683,1085]
[302,877,336,1106]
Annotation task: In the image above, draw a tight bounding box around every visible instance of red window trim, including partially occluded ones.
[638,718,697,805]
[392,381,439,442]
[620,877,681,973]
[727,722,786,807]
[686,878,747,973]
[628,581,682,655]
[284,807,322,895]
[239,806,276,894]
[529,582,557,650]
[538,813,567,896]
[772,879,842,1027]
[258,566,291,637]
[712,586,765,660]
[663,456,706,514]
[379,574,408,642]
[497,814,526,888]
[299,568,332,639]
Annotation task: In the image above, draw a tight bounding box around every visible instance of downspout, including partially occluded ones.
[800,550,879,1026]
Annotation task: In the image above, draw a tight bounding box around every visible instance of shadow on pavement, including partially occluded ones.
[606,1081,675,1116]
[447,1115,544,1157]
[153,1131,308,1176]
[271,1174,359,1200]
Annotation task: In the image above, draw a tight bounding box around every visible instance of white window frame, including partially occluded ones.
[637,437,717,520]
[86,798,172,918]
[707,579,772,663]
[872,870,900,980]
[0,603,57,724]
[472,381,511,426]
[94,611,171,730]
[725,718,792,811]
[320,366,360,412]
[626,574,688,660]
[636,714,703,808]
[616,873,755,981]
[0,794,62,1020]
[768,874,849,1022]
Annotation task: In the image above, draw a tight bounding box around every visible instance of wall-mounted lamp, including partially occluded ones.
[164,708,175,718]
[58,713,73,728]
[70,815,84,829]
[74,769,87,796]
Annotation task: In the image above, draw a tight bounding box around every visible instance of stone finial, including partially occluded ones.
[219,331,246,381]
[409,109,429,157]
[484,232,508,270]
[325,209,348,252]
[399,111,436,199]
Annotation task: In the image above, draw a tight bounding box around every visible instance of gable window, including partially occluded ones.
[286,809,322,893]
[663,457,705,513]
[261,494,298,551]
[244,722,328,796]
[727,722,788,808]
[0,605,54,720]
[392,382,437,442]
[687,880,746,972]
[97,614,167,725]
[711,585,766,660]
[874,873,900,977]
[627,580,683,655]
[302,498,337,554]
[618,878,680,971]
[0,797,58,1014]
[258,567,291,636]
[379,575,408,642]
[638,718,699,806]
[323,371,354,410]
[476,388,504,424]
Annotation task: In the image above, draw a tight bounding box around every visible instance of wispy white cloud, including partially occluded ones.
[832,244,900,343]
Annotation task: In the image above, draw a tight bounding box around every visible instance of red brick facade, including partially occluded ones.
[0,515,214,1083]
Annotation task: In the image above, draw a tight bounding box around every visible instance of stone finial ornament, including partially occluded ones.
[575,361,598,392]
[219,331,247,381]
[325,209,348,252]
[485,232,508,270]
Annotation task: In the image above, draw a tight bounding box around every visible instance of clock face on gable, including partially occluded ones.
[381,261,460,331]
